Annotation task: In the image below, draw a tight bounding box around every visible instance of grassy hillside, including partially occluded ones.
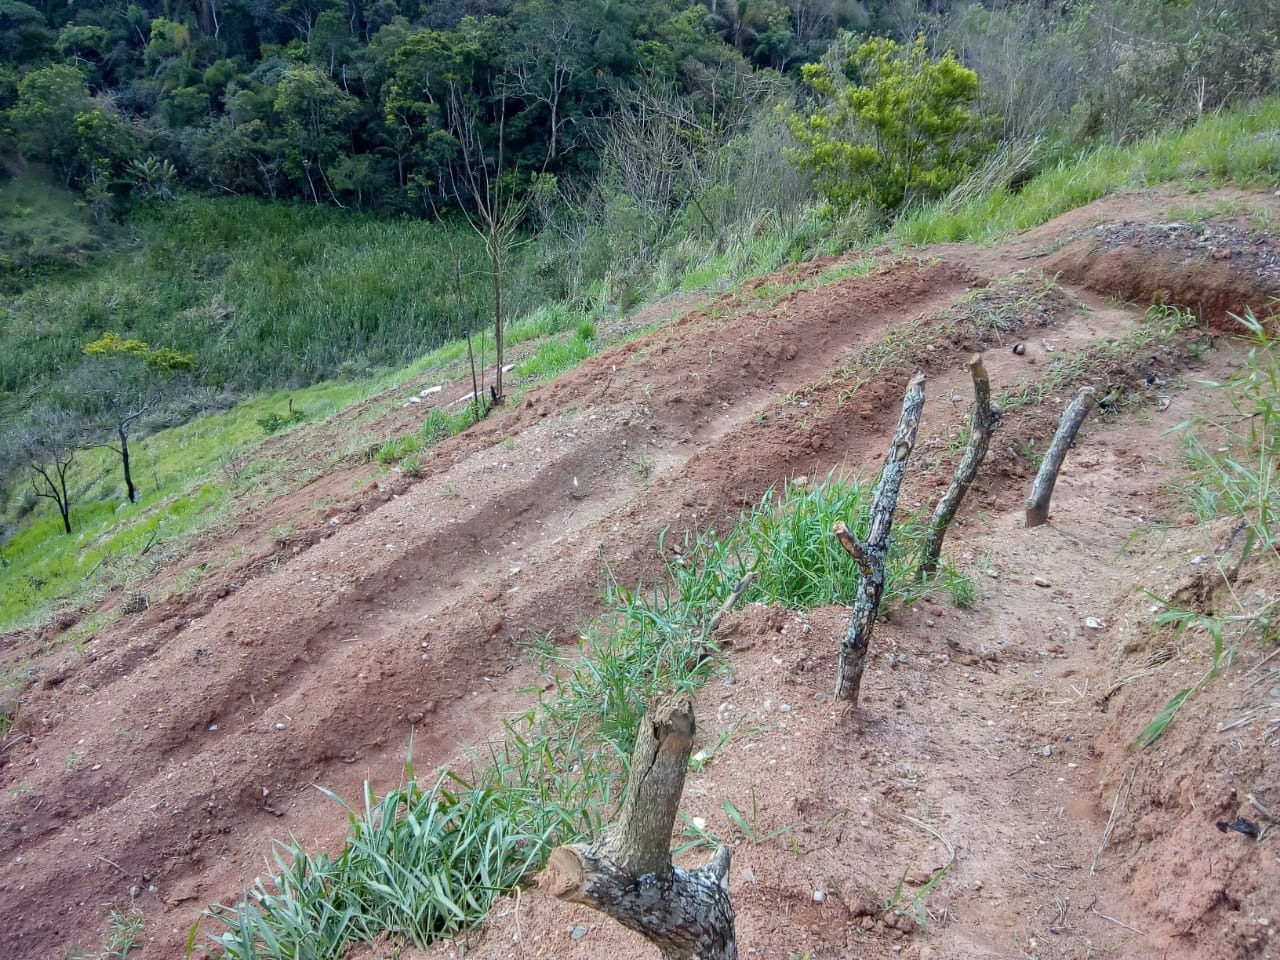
[0,175,110,295]
[896,98,1280,244]
[4,96,1280,638]
[0,192,502,413]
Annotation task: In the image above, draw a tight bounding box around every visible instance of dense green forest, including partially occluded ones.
[4,0,1276,218]
[1,0,1278,534]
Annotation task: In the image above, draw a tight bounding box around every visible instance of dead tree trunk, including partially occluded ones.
[1025,386,1095,528]
[834,371,927,705]
[542,695,737,960]
[918,355,999,578]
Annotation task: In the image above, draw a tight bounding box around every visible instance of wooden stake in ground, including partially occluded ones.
[918,355,1000,579]
[542,695,737,960]
[834,371,927,705]
[1025,386,1096,528]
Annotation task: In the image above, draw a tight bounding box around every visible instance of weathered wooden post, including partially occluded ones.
[1025,386,1095,528]
[918,355,999,578]
[542,695,737,960]
[833,371,927,705]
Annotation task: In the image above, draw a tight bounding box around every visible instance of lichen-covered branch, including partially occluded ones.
[1025,386,1095,528]
[918,355,999,578]
[835,371,926,704]
[542,696,737,960]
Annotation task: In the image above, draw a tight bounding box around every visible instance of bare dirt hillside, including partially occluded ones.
[2,186,1279,960]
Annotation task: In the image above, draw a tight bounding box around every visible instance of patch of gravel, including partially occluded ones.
[1093,220,1280,290]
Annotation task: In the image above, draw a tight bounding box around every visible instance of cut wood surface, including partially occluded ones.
[542,696,738,960]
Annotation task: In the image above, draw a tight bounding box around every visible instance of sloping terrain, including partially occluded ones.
[2,187,1279,960]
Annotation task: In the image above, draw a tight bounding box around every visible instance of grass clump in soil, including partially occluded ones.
[193,475,957,958]
[67,909,145,960]
[514,320,598,381]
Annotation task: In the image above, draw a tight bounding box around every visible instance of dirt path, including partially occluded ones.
[2,189,1278,959]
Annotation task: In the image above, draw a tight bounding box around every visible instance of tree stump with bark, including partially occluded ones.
[542,695,737,960]
[834,371,927,705]
[918,355,999,578]
[1025,386,1095,528]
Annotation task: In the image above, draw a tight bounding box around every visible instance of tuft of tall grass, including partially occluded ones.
[665,473,938,615]
[513,321,597,381]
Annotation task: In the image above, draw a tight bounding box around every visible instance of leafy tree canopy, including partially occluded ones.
[789,34,985,212]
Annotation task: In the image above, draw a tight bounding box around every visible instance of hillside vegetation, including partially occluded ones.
[3,0,1280,636]
[1,7,1280,954]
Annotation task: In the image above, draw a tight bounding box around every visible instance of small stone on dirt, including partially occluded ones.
[570,926,588,941]
[1034,576,1051,588]
[1085,617,1105,629]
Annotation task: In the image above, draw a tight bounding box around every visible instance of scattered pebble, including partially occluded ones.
[570,925,588,941]
[1085,617,1105,630]
[812,890,826,904]
[741,867,756,883]
[1034,576,1051,588]
[1041,745,1052,757]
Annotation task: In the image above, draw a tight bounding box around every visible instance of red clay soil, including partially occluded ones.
[2,187,1279,960]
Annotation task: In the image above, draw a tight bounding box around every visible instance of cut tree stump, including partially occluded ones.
[834,371,927,705]
[542,695,737,960]
[1025,386,1096,528]
[918,355,1000,579]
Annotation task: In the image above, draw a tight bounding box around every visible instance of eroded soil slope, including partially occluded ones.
[2,186,1278,960]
